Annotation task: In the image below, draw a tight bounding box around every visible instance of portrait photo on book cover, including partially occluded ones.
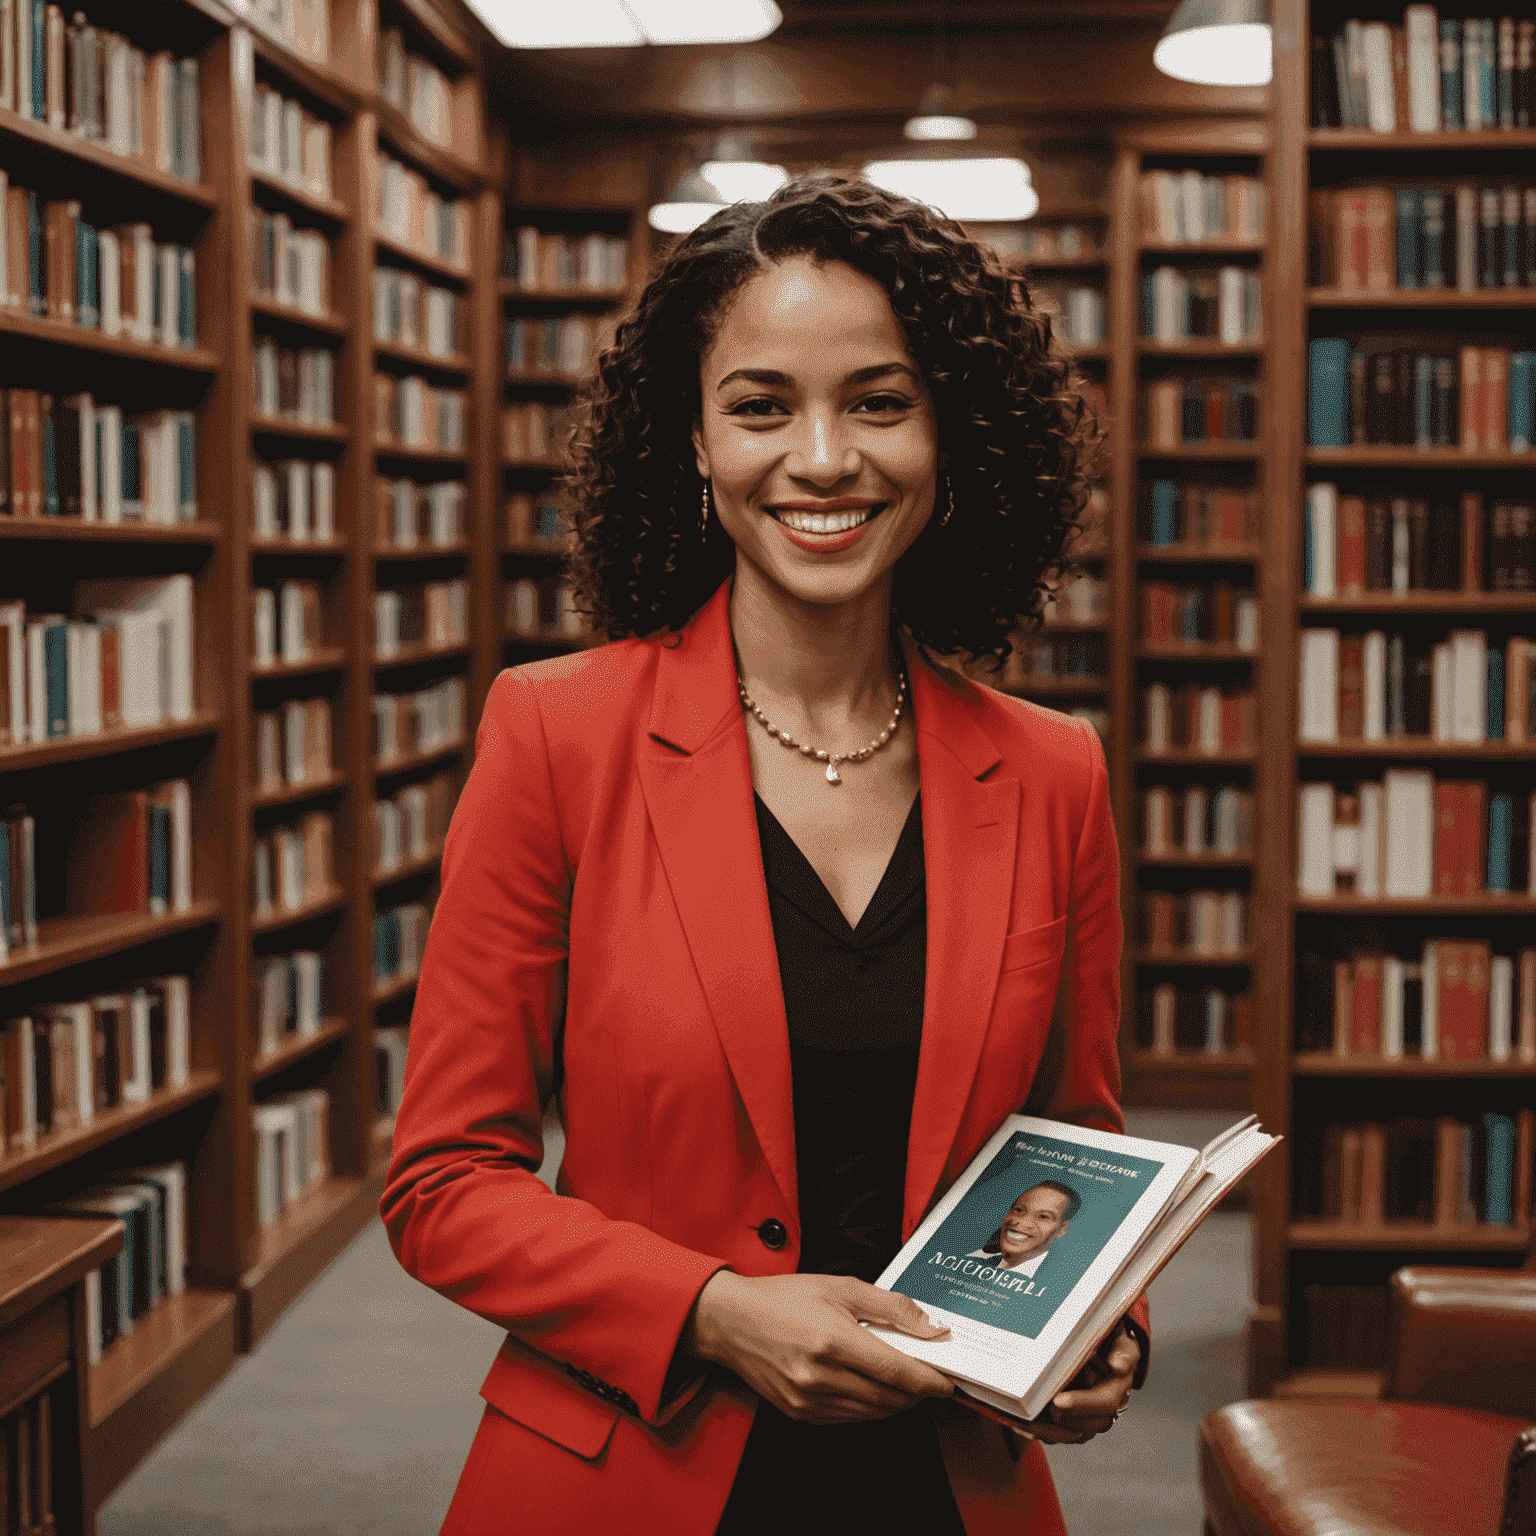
[888,1130,1168,1339]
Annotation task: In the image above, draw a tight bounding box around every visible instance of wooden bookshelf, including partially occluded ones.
[1247,0,1536,1403]
[0,0,500,1524]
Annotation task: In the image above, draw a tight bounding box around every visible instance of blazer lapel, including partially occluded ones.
[635,583,800,1227]
[902,646,1019,1237]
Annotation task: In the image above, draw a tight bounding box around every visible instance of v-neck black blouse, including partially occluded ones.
[711,793,966,1536]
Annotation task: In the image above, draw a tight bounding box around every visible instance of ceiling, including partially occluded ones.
[772,0,1181,36]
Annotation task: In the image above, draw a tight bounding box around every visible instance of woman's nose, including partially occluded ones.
[783,411,859,483]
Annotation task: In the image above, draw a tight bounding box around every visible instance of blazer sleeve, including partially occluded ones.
[1031,719,1152,1387]
[379,669,726,1425]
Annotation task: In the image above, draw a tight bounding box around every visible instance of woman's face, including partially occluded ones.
[692,255,939,611]
[997,1186,1072,1265]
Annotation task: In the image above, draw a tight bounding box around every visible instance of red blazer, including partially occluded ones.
[382,579,1149,1536]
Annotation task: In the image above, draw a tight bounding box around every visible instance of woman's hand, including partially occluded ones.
[1022,1319,1141,1445]
[682,1270,956,1425]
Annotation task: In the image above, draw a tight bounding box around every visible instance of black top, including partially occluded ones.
[712,794,966,1536]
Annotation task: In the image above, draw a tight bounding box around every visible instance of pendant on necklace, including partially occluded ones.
[825,762,841,784]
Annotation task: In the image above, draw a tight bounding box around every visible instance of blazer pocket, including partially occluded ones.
[479,1336,621,1462]
[999,915,1067,976]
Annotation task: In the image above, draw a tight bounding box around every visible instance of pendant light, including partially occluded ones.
[1153,0,1272,87]
[861,156,1038,223]
[700,134,789,203]
[902,2,977,141]
[648,164,726,234]
[476,0,781,49]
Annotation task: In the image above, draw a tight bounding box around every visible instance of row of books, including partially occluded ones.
[1,178,196,346]
[1034,285,1104,349]
[1292,1112,1535,1232]
[505,489,565,546]
[372,267,461,358]
[1,1390,55,1533]
[1015,222,1100,262]
[252,581,323,669]
[505,314,612,378]
[1143,378,1261,448]
[252,340,336,427]
[1311,12,1536,133]
[375,476,466,550]
[1303,484,1534,595]
[502,226,629,292]
[1143,481,1260,548]
[373,154,468,270]
[506,577,583,640]
[374,676,465,764]
[250,210,328,317]
[252,458,336,544]
[1136,171,1266,246]
[371,770,454,875]
[374,374,465,453]
[1299,945,1536,1060]
[3,391,196,528]
[2,979,191,1148]
[0,5,200,178]
[253,951,324,1058]
[1308,340,1536,452]
[374,901,429,991]
[1138,983,1252,1055]
[1008,634,1105,683]
[1041,573,1107,624]
[374,580,467,658]
[254,697,331,794]
[1143,582,1259,648]
[377,25,477,162]
[0,575,194,747]
[1142,889,1248,957]
[502,402,573,464]
[1297,774,1536,898]
[1143,783,1253,857]
[1298,627,1536,743]
[1142,683,1258,755]
[1310,184,1536,290]
[253,1087,329,1226]
[376,1024,408,1119]
[250,0,328,62]
[1140,267,1262,346]
[248,82,332,199]
[252,810,334,919]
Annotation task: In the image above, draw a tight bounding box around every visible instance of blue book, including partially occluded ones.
[121,422,142,517]
[1303,500,1315,591]
[1487,647,1505,739]
[1440,20,1462,128]
[1414,356,1433,448]
[43,619,68,738]
[1479,18,1496,125]
[1431,354,1456,444]
[1483,1113,1515,1224]
[1487,792,1514,890]
[1396,190,1421,288]
[147,802,170,914]
[177,248,195,348]
[177,414,196,522]
[1421,190,1447,287]
[31,0,45,119]
[78,223,99,329]
[1308,338,1351,447]
[42,407,58,515]
[1150,480,1177,545]
[1509,352,1535,453]
[1140,275,1154,338]
[26,192,44,317]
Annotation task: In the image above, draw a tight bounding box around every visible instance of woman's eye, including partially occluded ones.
[726,397,786,418]
[856,393,914,413]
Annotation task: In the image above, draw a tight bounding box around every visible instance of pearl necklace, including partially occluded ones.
[736,669,907,784]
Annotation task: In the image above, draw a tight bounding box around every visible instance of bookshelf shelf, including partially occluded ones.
[252,536,347,556]
[1135,748,1258,765]
[1001,676,1108,696]
[373,231,471,286]
[503,539,570,556]
[251,887,348,936]
[375,542,473,560]
[1137,340,1265,358]
[1296,739,1536,760]
[373,841,446,888]
[248,169,348,225]
[1023,256,1109,272]
[1298,593,1536,614]
[0,521,221,545]
[0,1071,224,1197]
[1137,543,1263,563]
[88,1288,238,1430]
[1288,1221,1532,1252]
[0,312,221,372]
[1139,241,1266,257]
[373,444,470,467]
[374,739,467,780]
[0,712,221,773]
[1067,344,1111,362]
[373,973,419,1008]
[0,902,222,989]
[1306,128,1536,150]
[1303,447,1536,469]
[1136,852,1253,869]
[372,640,472,670]
[249,297,351,337]
[251,648,348,680]
[0,108,219,208]
[1138,443,1261,461]
[1135,948,1255,967]
[374,341,472,376]
[252,770,350,809]
[252,1017,351,1081]
[251,420,349,444]
[1308,288,1536,311]
[500,280,627,303]
[248,28,361,115]
[1294,895,1536,916]
[375,105,481,193]
[1137,642,1258,662]
[1292,1053,1536,1078]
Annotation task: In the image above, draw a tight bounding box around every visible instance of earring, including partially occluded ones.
[701,480,711,536]
[939,472,954,528]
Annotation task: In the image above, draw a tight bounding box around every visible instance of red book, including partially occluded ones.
[1351,956,1382,1054]
[1339,634,1364,738]
[1231,994,1252,1049]
[1337,495,1367,595]
[1144,583,1174,643]
[1212,582,1233,644]
[1335,191,1367,287]
[1515,1109,1534,1227]
[1206,387,1227,442]
[1438,940,1490,1060]
[64,791,149,916]
[1460,347,1483,452]
[1362,189,1395,289]
[1434,781,1460,894]
[99,626,121,732]
[1334,960,1354,1056]
[1221,693,1254,751]
[1462,491,1484,591]
[1483,348,1509,454]
[1360,1122,1387,1224]
[1458,781,1485,895]
[1144,892,1176,952]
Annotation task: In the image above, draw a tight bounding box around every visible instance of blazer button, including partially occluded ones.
[756,1218,788,1251]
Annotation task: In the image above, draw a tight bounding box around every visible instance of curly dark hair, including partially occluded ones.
[563,170,1101,664]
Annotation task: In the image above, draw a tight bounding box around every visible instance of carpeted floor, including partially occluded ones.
[98,1108,1250,1536]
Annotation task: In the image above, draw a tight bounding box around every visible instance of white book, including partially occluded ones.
[0,2,12,117]
[283,697,306,782]
[1432,642,1455,740]
[1489,956,1514,1062]
[1144,684,1170,753]
[279,581,310,663]
[292,951,323,1035]
[1381,957,1406,1058]
[1390,500,1410,593]
[98,404,123,521]
[1183,785,1206,855]
[159,778,191,912]
[1421,942,1440,1059]
[1382,768,1434,898]
[277,826,304,908]
[73,574,193,721]
[15,0,31,119]
[84,1270,102,1366]
[0,601,25,746]
[65,621,102,735]
[1361,22,1397,131]
[1405,6,1442,131]
[116,1161,187,1297]
[286,460,310,542]
[253,588,277,667]
[1456,186,1478,295]
[253,463,278,539]
[1464,21,1483,130]
[1297,783,1336,897]
[312,462,334,540]
[1196,687,1221,755]
[1362,631,1387,740]
[1178,169,1204,241]
[156,244,179,349]
[24,617,63,744]
[1306,483,1337,598]
[1217,266,1244,345]
[871,1113,1278,1424]
[1357,782,1383,899]
[1449,629,1487,742]
[97,229,121,335]
[1298,629,1340,742]
[1151,266,1183,345]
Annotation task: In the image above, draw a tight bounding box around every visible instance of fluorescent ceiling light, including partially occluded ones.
[903,114,977,142]
[700,159,789,201]
[474,0,781,48]
[1153,0,1271,86]
[862,158,1038,222]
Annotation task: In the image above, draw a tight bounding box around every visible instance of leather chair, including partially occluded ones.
[1200,1259,1536,1536]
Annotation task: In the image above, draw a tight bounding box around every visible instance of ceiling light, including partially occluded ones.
[698,135,788,202]
[861,158,1039,223]
[1153,0,1272,86]
[648,166,726,233]
[903,83,976,142]
[472,0,782,48]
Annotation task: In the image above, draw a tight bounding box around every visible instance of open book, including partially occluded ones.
[869,1113,1278,1425]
